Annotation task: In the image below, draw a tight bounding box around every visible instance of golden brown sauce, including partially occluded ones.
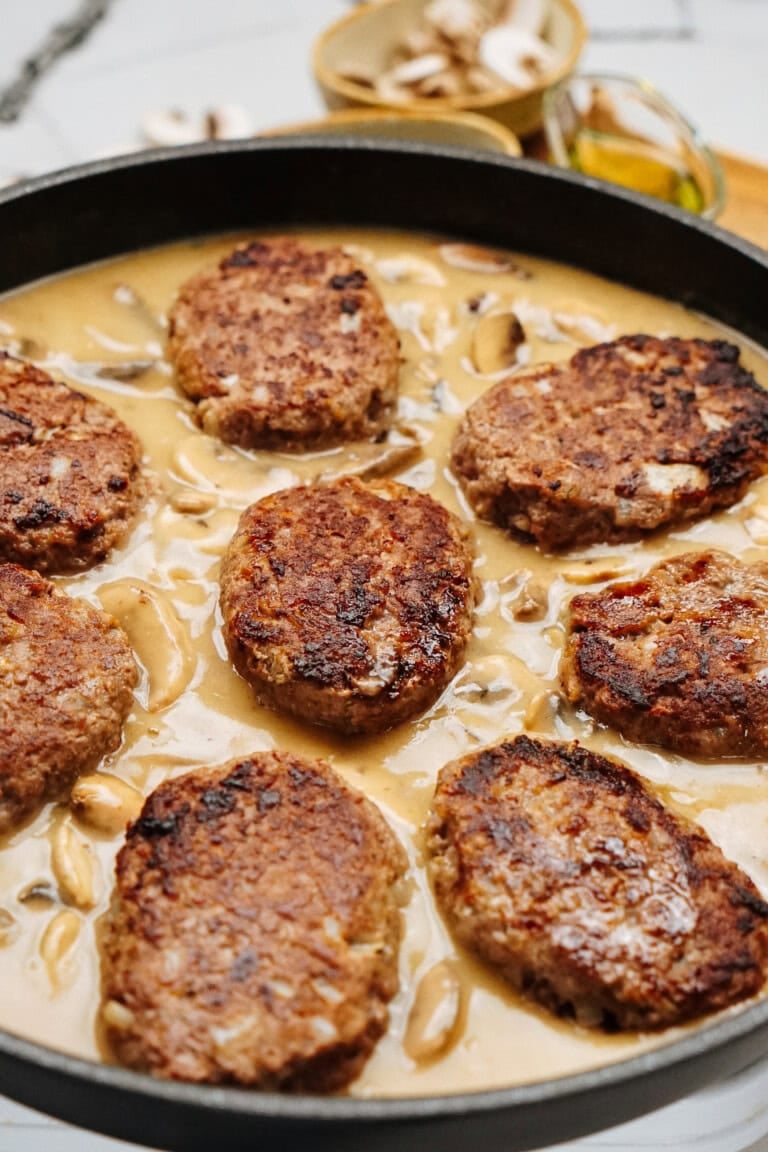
[1,230,768,1097]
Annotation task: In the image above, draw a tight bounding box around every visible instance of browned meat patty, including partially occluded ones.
[167,237,400,451]
[451,335,768,551]
[0,563,137,833]
[101,751,407,1088]
[0,352,145,573]
[562,549,768,758]
[427,735,768,1030]
[219,477,476,735]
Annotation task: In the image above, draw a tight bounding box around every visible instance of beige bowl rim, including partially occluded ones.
[263,107,523,155]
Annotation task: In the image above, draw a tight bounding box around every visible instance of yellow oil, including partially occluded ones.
[569,132,705,212]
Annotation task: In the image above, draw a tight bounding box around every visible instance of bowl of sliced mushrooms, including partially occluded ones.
[313,0,586,137]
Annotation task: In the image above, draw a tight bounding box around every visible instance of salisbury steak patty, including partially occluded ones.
[101,751,407,1088]
[428,736,768,1030]
[0,563,137,833]
[0,352,145,572]
[167,237,400,450]
[451,335,768,551]
[219,477,476,734]
[563,549,768,758]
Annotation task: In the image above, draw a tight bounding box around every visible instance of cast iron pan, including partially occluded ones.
[1,140,768,1152]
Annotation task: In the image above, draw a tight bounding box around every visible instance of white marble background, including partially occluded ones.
[1,1,768,1150]
[1,0,768,183]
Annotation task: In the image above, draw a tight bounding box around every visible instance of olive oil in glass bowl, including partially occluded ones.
[543,73,725,219]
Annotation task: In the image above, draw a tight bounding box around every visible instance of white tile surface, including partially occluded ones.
[1,2,768,1150]
[33,0,348,157]
[0,111,74,181]
[579,0,692,37]
[693,0,768,44]
[1,0,767,168]
[0,0,74,82]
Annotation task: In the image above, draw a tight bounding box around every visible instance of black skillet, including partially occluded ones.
[1,139,768,1152]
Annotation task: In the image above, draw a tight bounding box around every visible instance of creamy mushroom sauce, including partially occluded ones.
[1,230,768,1097]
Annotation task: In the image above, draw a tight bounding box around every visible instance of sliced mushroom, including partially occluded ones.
[416,70,464,98]
[51,822,99,911]
[440,243,516,274]
[143,109,202,147]
[204,103,252,140]
[102,999,136,1031]
[71,774,143,836]
[169,488,218,515]
[523,690,562,733]
[94,359,157,382]
[389,53,450,86]
[502,572,549,621]
[376,255,446,286]
[97,579,195,712]
[561,558,637,585]
[374,75,410,104]
[349,0,561,109]
[471,310,525,374]
[39,909,81,991]
[402,27,438,57]
[404,959,467,1063]
[453,654,521,704]
[479,23,560,89]
[17,882,57,910]
[425,0,486,42]
[465,65,500,92]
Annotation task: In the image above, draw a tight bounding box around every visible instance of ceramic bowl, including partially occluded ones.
[312,0,586,138]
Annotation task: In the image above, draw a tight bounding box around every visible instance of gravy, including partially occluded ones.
[1,230,767,1097]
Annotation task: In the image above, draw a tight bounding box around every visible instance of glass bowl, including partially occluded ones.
[542,72,725,219]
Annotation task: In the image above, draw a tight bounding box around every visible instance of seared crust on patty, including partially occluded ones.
[101,751,407,1088]
[0,353,145,573]
[562,549,768,758]
[219,477,476,735]
[167,238,400,451]
[0,563,137,833]
[451,335,768,551]
[427,735,768,1030]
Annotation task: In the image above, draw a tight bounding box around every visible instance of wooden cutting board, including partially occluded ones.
[716,150,768,250]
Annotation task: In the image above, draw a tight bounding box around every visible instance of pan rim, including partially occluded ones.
[1,993,768,1119]
[0,134,765,266]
